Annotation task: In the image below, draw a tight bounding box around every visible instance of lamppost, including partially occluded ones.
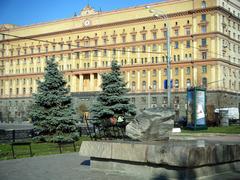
[145,6,171,108]
[148,85,152,108]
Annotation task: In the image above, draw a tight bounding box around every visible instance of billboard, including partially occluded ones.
[186,87,207,130]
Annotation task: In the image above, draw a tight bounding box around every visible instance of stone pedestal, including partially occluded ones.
[79,140,240,179]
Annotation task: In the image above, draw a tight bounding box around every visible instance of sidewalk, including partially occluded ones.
[1,151,239,180]
[170,132,240,143]
[0,153,140,180]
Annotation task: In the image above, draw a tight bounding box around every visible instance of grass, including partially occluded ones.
[182,125,240,134]
[0,136,91,161]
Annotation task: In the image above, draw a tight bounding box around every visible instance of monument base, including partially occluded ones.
[79,140,240,179]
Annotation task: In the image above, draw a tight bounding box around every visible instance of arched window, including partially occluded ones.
[202,1,206,8]
[175,79,179,89]
[30,87,33,94]
[132,81,136,91]
[142,81,146,91]
[202,77,207,88]
[153,80,157,91]
[187,79,191,88]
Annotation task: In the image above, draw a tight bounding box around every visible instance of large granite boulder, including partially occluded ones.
[126,107,175,141]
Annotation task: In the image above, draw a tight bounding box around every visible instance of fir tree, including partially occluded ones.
[30,58,78,142]
[91,60,136,120]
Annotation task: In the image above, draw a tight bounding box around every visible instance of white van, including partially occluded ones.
[214,107,239,120]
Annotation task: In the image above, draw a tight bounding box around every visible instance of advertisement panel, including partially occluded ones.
[186,87,207,130]
[187,90,194,126]
[195,90,206,125]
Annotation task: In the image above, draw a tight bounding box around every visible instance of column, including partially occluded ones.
[211,13,216,32]
[211,66,216,89]
[193,40,198,60]
[79,74,83,92]
[181,68,184,89]
[90,73,94,91]
[127,71,130,88]
[158,70,162,90]
[217,65,222,89]
[97,73,102,91]
[71,75,77,92]
[147,70,151,88]
[137,71,140,91]
[193,16,197,34]
[137,47,140,64]
[211,37,216,58]
[147,46,151,63]
[193,66,197,86]
[180,41,184,61]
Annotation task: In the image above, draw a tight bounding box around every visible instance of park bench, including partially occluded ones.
[5,129,33,158]
[57,141,76,154]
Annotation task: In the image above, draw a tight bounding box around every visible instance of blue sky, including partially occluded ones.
[0,0,163,26]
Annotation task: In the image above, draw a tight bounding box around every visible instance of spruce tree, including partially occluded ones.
[91,60,136,121]
[30,58,78,142]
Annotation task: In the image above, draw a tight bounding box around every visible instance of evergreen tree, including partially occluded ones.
[30,58,78,142]
[91,60,136,120]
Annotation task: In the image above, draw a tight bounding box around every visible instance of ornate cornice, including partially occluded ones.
[1,6,235,43]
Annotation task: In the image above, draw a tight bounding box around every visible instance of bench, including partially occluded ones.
[57,141,76,154]
[7,129,33,158]
[11,141,33,158]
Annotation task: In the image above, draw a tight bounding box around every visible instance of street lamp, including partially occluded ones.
[148,85,152,108]
[145,6,171,108]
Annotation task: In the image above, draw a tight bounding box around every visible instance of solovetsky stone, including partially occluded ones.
[126,107,175,141]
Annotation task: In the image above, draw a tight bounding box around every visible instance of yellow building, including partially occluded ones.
[0,0,240,121]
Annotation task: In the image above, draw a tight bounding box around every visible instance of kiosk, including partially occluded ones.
[186,87,207,130]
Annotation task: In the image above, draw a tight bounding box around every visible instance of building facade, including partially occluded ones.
[0,0,240,122]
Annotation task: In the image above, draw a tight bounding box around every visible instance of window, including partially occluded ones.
[94,50,98,57]
[84,51,90,58]
[113,37,116,44]
[142,70,146,77]
[132,71,135,77]
[23,88,26,95]
[186,40,191,48]
[103,49,107,56]
[132,35,136,42]
[175,79,179,89]
[132,47,136,53]
[152,97,157,104]
[153,32,157,40]
[185,28,191,35]
[201,14,206,21]
[202,1,206,8]
[141,97,146,103]
[201,38,207,47]
[202,52,207,59]
[142,45,146,52]
[202,65,207,73]
[132,81,136,91]
[186,67,191,75]
[153,80,157,91]
[174,41,179,49]
[142,81,146,91]
[186,79,191,88]
[174,29,179,36]
[153,69,157,77]
[142,34,146,40]
[152,44,157,51]
[201,25,207,33]
[202,77,207,88]
[175,68,179,75]
[163,31,167,37]
[122,36,126,43]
